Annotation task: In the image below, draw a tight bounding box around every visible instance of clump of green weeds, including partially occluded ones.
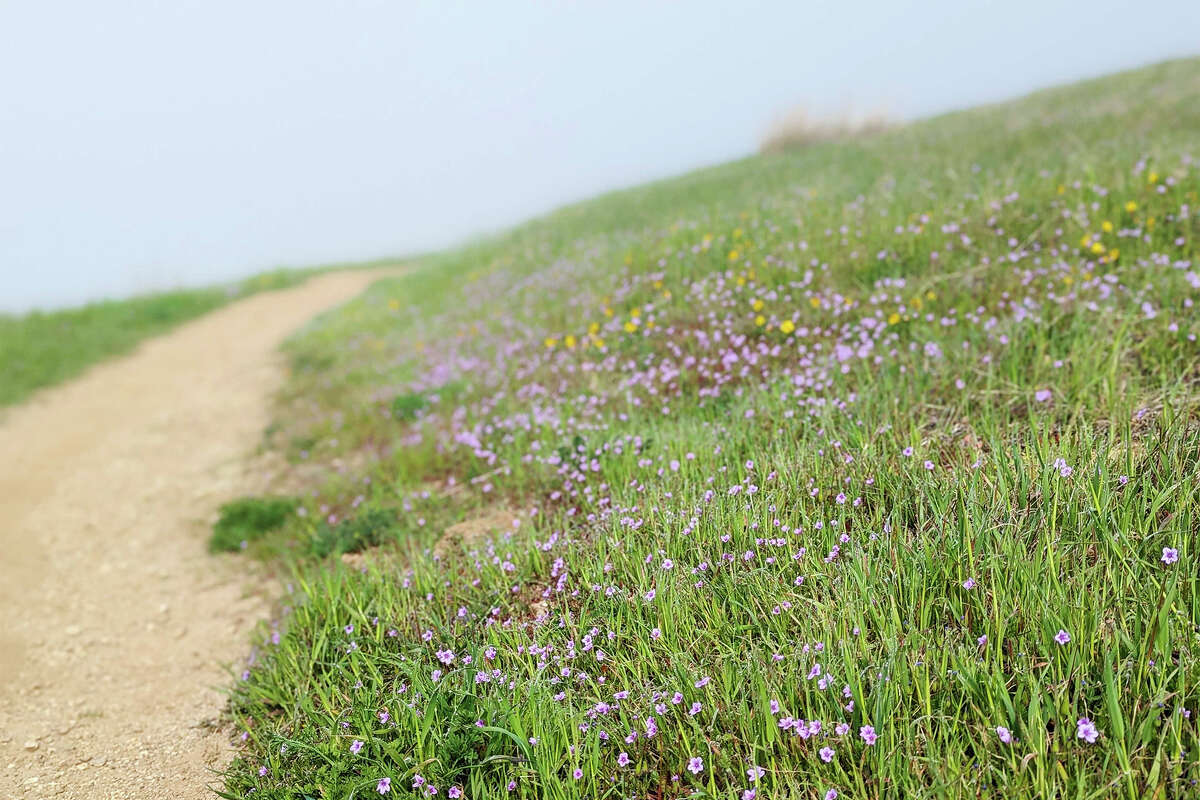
[209,496,297,553]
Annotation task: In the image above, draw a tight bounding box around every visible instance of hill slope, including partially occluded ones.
[221,59,1200,799]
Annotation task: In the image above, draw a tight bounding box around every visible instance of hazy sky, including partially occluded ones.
[2,1,1198,311]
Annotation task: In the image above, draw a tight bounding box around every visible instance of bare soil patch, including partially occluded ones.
[0,270,393,799]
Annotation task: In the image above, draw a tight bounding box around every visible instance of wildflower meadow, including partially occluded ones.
[218,59,1200,799]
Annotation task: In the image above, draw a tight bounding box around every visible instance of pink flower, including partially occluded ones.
[687,756,704,774]
[996,726,1012,744]
[1162,547,1179,565]
[377,778,391,795]
[1076,717,1099,743]
[819,746,835,762]
[1054,629,1071,645]
[859,725,877,745]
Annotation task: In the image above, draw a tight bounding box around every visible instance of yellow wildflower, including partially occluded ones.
[780,320,795,334]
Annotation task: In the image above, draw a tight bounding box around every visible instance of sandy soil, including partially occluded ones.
[0,270,389,799]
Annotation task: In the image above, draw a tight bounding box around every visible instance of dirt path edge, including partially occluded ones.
[0,269,392,799]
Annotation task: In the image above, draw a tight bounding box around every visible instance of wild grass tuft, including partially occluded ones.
[209,496,297,553]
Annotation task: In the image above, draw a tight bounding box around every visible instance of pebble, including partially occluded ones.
[23,740,39,752]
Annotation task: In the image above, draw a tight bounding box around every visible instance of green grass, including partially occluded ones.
[0,287,230,407]
[0,263,397,408]
[210,496,299,553]
[220,58,1200,800]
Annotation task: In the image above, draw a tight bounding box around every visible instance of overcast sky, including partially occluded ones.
[2,1,1198,311]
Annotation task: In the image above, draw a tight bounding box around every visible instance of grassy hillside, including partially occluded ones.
[0,266,390,408]
[220,58,1200,799]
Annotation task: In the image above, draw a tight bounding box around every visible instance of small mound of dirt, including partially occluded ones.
[339,547,389,572]
[435,509,519,556]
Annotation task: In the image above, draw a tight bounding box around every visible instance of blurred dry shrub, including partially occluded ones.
[759,106,895,154]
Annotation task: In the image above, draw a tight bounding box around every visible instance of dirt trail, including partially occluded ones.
[0,270,390,799]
